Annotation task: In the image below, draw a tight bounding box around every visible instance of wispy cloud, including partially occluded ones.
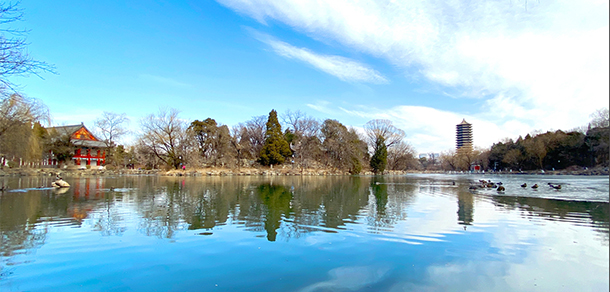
[252,32,388,84]
[306,100,339,115]
[218,0,609,140]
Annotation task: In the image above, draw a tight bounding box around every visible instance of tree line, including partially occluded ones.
[132,108,417,174]
[0,96,421,174]
[437,108,610,172]
[486,115,609,171]
[1,95,608,173]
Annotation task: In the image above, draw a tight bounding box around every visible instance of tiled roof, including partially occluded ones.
[48,124,83,136]
[459,119,471,125]
[47,124,107,148]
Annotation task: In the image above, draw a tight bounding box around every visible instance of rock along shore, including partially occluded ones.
[0,166,606,177]
[0,167,402,177]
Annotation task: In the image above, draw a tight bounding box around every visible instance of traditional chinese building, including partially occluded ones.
[47,123,107,167]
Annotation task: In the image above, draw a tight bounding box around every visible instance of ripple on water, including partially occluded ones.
[1,175,608,292]
[36,217,82,228]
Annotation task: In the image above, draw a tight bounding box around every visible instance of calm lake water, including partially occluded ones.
[0,174,608,292]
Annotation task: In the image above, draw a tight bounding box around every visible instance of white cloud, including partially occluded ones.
[253,32,388,83]
[323,103,526,153]
[218,0,609,147]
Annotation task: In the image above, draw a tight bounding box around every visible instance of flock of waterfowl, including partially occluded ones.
[470,180,562,193]
[521,182,562,190]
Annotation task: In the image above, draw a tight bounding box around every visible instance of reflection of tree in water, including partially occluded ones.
[368,178,389,226]
[188,189,223,230]
[137,181,186,239]
[312,177,368,229]
[0,189,75,273]
[134,177,255,238]
[114,176,417,241]
[184,179,242,231]
[257,184,292,241]
[1,194,47,274]
[109,177,367,241]
[457,191,474,226]
[492,196,609,245]
[131,177,365,242]
[365,177,416,231]
[231,177,370,242]
[277,177,369,241]
[90,194,127,236]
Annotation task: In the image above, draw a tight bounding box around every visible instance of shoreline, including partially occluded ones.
[0,166,607,177]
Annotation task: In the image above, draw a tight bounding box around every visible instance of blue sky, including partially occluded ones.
[11,0,609,153]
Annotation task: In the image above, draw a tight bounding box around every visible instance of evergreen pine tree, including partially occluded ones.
[259,110,292,166]
[370,136,387,174]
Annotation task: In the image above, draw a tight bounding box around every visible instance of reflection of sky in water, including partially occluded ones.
[0,175,608,291]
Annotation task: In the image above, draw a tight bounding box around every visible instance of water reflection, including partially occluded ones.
[1,175,608,274]
[258,184,292,241]
[457,191,474,226]
[1,176,608,243]
[0,192,47,271]
[491,195,609,244]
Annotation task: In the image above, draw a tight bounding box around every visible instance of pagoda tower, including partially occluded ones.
[456,119,473,150]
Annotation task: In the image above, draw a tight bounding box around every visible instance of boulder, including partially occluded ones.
[52,179,70,188]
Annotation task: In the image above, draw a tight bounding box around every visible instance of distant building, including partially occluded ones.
[456,119,473,150]
[46,123,107,167]
[419,153,440,161]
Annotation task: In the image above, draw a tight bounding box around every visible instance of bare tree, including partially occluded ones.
[590,108,609,128]
[363,119,406,149]
[455,147,482,170]
[230,124,247,168]
[281,109,321,136]
[94,111,129,147]
[474,148,490,170]
[387,141,418,170]
[523,138,547,169]
[440,150,458,171]
[364,119,406,174]
[0,93,49,167]
[0,93,49,139]
[502,148,523,170]
[134,141,162,169]
[0,121,39,164]
[0,3,55,89]
[137,108,188,169]
[241,115,266,161]
[283,112,322,169]
[281,109,306,134]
